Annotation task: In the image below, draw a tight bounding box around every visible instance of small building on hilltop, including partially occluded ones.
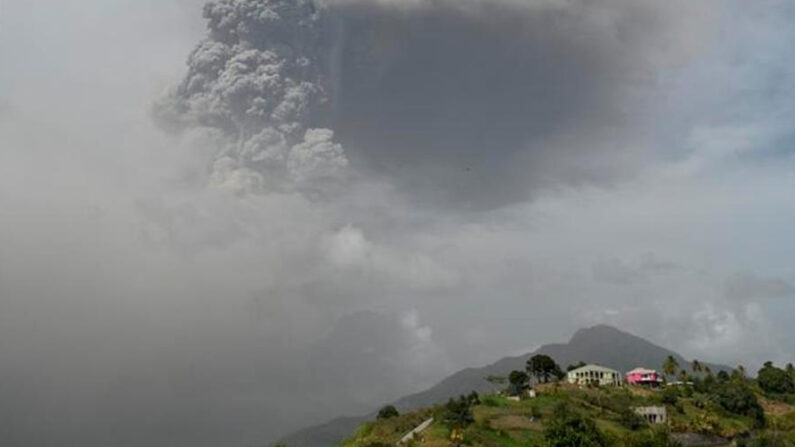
[567,364,622,386]
[626,367,663,387]
[634,406,667,424]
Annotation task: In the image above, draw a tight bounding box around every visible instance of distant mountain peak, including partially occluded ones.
[570,324,644,342]
[570,324,628,340]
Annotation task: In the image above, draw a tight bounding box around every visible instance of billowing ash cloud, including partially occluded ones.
[154,0,347,195]
[158,0,715,209]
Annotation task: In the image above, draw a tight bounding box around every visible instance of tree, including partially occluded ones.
[466,391,480,406]
[732,365,747,383]
[757,362,795,395]
[544,403,609,447]
[443,396,474,429]
[508,370,530,396]
[527,354,563,383]
[377,405,399,420]
[702,373,716,393]
[662,356,679,380]
[678,369,689,383]
[661,386,679,405]
[691,360,702,374]
[786,363,794,379]
[509,370,530,387]
[715,382,766,428]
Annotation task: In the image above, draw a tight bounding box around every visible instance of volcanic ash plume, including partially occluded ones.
[154,0,347,195]
[158,0,719,210]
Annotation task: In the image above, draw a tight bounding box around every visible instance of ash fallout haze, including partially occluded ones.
[0,0,794,446]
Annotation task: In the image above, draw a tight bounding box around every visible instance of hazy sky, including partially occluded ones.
[1,0,794,446]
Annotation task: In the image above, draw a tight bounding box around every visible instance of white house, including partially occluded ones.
[634,406,667,424]
[567,364,622,386]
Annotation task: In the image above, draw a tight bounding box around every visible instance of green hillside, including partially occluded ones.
[337,380,795,447]
[281,325,733,447]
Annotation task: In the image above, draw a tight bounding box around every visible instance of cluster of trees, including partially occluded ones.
[506,354,565,395]
[544,403,682,447]
[442,392,480,429]
[659,357,769,428]
[376,404,399,420]
[528,354,565,383]
[661,356,795,399]
[757,361,795,396]
[715,381,766,428]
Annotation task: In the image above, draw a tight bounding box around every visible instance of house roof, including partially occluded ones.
[627,368,658,375]
[568,364,619,375]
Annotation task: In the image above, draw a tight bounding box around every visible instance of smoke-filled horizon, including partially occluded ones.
[1,0,794,446]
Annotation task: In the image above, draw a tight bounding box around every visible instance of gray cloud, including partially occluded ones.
[726,272,794,302]
[159,0,717,209]
[592,254,682,285]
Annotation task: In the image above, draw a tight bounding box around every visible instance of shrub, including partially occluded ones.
[376,405,399,420]
[681,385,694,398]
[544,403,609,447]
[742,433,789,447]
[661,386,679,405]
[481,395,505,407]
[623,430,683,447]
[467,391,481,406]
[442,396,474,429]
[714,382,765,428]
[758,362,795,395]
[618,407,647,431]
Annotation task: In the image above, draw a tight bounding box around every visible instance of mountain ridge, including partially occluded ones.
[280,325,729,447]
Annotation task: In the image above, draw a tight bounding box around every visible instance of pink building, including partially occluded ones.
[626,368,663,387]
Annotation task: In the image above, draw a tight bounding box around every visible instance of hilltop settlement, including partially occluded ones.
[325,355,795,447]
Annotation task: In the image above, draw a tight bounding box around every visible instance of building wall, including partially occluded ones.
[626,370,661,385]
[634,406,667,424]
[567,366,621,386]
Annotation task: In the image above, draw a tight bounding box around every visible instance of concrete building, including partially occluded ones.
[626,367,663,387]
[567,364,622,386]
[634,406,667,424]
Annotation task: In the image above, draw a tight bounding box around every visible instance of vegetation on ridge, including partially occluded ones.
[330,359,795,447]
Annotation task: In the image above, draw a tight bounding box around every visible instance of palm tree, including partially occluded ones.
[704,366,712,375]
[691,359,702,374]
[731,365,746,383]
[678,369,689,383]
[663,355,679,380]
